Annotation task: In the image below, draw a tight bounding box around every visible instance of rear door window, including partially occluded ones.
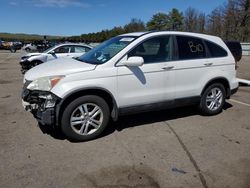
[176,36,206,60]
[70,46,91,53]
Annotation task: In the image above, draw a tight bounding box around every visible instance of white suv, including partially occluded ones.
[22,31,239,141]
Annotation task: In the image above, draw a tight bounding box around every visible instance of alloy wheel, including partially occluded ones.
[205,87,223,111]
[70,103,103,135]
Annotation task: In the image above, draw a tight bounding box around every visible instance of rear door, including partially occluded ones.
[172,35,209,99]
[69,46,91,58]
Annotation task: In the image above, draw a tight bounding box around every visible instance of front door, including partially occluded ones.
[117,35,175,108]
[47,45,71,61]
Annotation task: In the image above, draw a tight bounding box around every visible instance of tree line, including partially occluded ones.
[0,33,61,42]
[1,0,249,43]
[68,0,249,43]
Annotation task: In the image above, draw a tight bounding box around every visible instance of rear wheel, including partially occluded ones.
[61,95,110,141]
[200,83,226,115]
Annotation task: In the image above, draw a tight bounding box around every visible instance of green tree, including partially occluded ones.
[147,12,170,30]
[168,8,184,30]
[124,18,146,32]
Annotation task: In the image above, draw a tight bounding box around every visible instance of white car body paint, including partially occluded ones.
[24,31,239,109]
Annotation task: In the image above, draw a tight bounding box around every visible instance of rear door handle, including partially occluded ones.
[162,66,174,70]
[204,63,213,66]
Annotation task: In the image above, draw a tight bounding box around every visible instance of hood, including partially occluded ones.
[25,58,96,81]
[22,52,42,58]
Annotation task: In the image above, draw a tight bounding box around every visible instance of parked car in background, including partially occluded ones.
[13,41,23,50]
[23,43,38,52]
[20,43,92,74]
[0,40,22,53]
[21,31,240,141]
[33,40,55,52]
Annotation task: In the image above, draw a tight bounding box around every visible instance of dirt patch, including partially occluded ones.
[204,158,250,188]
[70,166,160,188]
[1,95,11,99]
[0,80,12,84]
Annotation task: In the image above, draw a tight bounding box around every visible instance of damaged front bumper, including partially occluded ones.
[22,89,61,126]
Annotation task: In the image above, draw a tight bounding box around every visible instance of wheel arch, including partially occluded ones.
[30,59,43,64]
[56,87,118,126]
[201,77,231,98]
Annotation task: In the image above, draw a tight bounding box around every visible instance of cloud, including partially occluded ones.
[9,1,18,6]
[28,0,91,8]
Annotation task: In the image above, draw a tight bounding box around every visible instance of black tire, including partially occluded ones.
[61,95,110,141]
[199,83,226,115]
[30,60,42,68]
[25,48,31,52]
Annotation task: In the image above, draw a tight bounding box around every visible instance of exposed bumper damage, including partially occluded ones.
[22,89,61,126]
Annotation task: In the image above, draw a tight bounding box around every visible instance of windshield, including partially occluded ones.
[77,36,136,64]
[43,45,57,53]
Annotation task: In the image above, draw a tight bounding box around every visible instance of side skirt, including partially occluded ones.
[118,96,200,116]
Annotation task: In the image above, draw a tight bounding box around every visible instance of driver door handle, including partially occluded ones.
[162,66,174,70]
[204,63,213,66]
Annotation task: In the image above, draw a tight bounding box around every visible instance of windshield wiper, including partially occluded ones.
[73,57,94,64]
[73,57,84,62]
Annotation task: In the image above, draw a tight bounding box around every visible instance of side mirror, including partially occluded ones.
[49,50,55,55]
[123,56,144,67]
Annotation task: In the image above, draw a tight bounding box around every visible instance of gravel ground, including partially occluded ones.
[0,51,250,188]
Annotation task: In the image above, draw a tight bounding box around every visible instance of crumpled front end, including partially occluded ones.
[22,81,61,126]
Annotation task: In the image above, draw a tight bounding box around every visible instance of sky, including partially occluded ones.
[0,0,226,36]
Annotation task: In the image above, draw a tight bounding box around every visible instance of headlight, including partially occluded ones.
[27,76,64,91]
[20,56,30,62]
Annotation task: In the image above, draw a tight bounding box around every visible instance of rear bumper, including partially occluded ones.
[227,78,239,98]
[230,87,238,96]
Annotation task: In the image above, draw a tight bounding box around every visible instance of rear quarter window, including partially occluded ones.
[205,41,228,58]
[176,36,206,60]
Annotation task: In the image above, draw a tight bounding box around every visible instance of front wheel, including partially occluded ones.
[30,61,42,69]
[25,48,31,52]
[61,95,110,141]
[199,83,226,115]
